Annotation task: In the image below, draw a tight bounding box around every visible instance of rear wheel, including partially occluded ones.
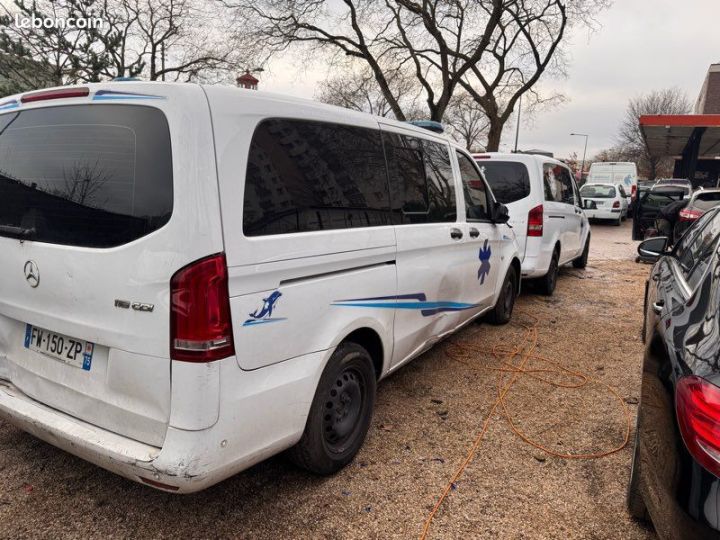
[486,265,517,325]
[538,249,559,296]
[288,342,376,475]
[573,233,590,269]
[627,429,650,521]
[615,216,622,226]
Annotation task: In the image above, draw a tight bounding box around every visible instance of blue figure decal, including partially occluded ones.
[243,290,286,326]
[623,174,632,186]
[478,239,492,284]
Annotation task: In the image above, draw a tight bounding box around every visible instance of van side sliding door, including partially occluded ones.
[380,126,472,369]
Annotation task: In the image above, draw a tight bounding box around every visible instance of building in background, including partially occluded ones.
[237,71,260,90]
[640,62,720,188]
[695,63,720,114]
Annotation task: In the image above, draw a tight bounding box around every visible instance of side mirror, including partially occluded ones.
[583,199,597,210]
[493,202,510,224]
[637,236,669,261]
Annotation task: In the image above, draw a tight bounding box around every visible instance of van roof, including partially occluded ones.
[6,81,458,147]
[473,151,568,167]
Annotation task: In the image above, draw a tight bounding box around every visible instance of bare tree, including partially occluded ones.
[444,92,490,152]
[224,0,609,150]
[316,62,423,118]
[616,87,692,180]
[0,0,109,86]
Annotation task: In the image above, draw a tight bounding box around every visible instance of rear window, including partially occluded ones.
[477,161,530,204]
[0,105,172,248]
[580,184,616,198]
[694,192,720,211]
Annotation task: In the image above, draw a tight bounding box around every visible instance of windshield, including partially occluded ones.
[580,184,616,198]
[0,104,173,248]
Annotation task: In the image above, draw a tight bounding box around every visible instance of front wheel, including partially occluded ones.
[486,265,517,325]
[288,342,377,475]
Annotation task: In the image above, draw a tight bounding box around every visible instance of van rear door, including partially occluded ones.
[477,158,532,260]
[0,85,223,447]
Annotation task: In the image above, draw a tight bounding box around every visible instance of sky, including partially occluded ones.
[258,0,720,160]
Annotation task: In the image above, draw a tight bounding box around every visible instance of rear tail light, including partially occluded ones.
[527,204,543,237]
[679,208,704,221]
[631,184,637,197]
[613,200,620,209]
[677,376,720,478]
[21,87,89,103]
[170,253,235,362]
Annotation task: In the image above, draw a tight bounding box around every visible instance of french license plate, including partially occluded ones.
[24,324,94,370]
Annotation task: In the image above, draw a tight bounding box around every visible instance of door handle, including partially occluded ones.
[652,300,664,315]
[450,228,463,240]
[469,227,480,238]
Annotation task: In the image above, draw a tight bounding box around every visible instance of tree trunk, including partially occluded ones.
[485,117,504,152]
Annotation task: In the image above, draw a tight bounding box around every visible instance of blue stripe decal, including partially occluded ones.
[242,317,287,327]
[93,90,165,101]
[0,100,19,111]
[332,297,479,317]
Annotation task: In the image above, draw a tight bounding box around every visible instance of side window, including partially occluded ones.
[383,132,456,224]
[456,150,490,220]
[677,212,720,289]
[243,119,391,236]
[557,166,577,205]
[543,164,558,201]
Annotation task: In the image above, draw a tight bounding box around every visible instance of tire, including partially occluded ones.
[615,216,622,226]
[538,249,559,296]
[288,342,377,475]
[627,429,650,521]
[486,265,517,325]
[572,233,590,269]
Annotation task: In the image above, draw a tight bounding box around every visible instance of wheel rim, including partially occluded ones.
[322,367,365,451]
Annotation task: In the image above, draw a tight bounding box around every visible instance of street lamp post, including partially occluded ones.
[570,133,589,182]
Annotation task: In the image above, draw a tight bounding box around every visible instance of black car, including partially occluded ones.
[628,207,720,539]
[632,185,689,241]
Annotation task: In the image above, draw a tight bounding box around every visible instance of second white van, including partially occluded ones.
[476,153,590,295]
[0,82,521,492]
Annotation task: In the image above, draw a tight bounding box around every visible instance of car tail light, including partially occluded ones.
[679,208,704,221]
[527,204,543,237]
[170,253,235,362]
[21,87,89,103]
[474,154,491,160]
[631,184,637,197]
[676,376,720,478]
[612,200,620,208]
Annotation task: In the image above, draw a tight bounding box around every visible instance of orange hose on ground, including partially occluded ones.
[419,310,632,539]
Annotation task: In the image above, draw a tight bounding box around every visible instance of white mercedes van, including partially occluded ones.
[476,153,590,295]
[0,82,521,492]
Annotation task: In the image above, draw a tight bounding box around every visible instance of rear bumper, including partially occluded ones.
[585,208,621,220]
[520,238,553,278]
[0,349,328,493]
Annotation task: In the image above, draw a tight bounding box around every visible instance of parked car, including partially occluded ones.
[0,82,521,493]
[628,207,720,539]
[579,182,629,225]
[587,161,638,206]
[632,185,689,241]
[673,188,720,240]
[476,153,590,295]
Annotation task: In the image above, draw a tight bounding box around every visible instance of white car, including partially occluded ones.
[580,183,629,226]
[0,82,521,492]
[475,153,591,295]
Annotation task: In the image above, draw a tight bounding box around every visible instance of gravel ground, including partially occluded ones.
[0,219,654,539]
